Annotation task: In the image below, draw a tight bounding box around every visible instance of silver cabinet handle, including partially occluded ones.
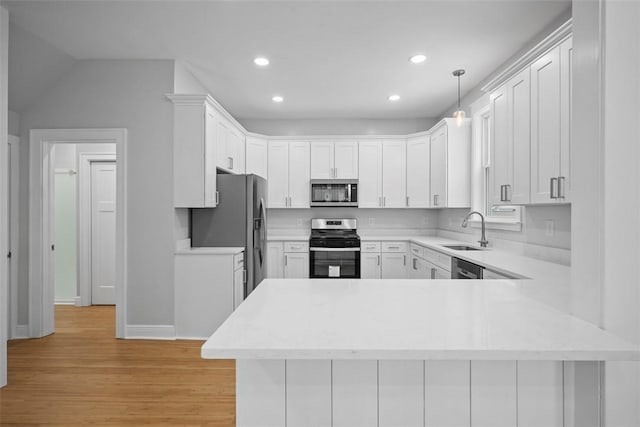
[413,258,417,270]
[431,268,436,279]
[335,167,338,178]
[433,194,439,206]
[379,196,382,207]
[403,255,406,266]
[383,196,386,207]
[388,246,400,249]
[505,184,511,202]
[284,255,288,266]
[558,176,566,199]
[377,255,380,266]
[228,156,233,170]
[550,177,558,199]
[215,191,220,205]
[243,269,247,284]
[406,196,409,207]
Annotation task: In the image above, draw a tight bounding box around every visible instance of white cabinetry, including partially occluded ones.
[410,243,451,279]
[216,115,245,173]
[531,38,572,203]
[174,250,244,339]
[381,242,408,279]
[266,241,284,278]
[245,136,268,179]
[358,140,407,208]
[168,94,218,208]
[268,141,311,208]
[406,134,430,208]
[361,241,382,279]
[311,140,358,179]
[429,119,471,208]
[284,241,309,279]
[490,68,531,205]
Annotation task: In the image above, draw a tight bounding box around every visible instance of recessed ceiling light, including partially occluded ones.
[272,95,284,103]
[388,94,400,101]
[409,54,427,64]
[254,57,270,66]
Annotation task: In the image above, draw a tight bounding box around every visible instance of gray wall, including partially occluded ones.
[239,118,437,136]
[18,59,175,326]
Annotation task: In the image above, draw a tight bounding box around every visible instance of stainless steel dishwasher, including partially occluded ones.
[451,257,484,279]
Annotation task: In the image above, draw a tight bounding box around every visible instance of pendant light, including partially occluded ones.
[452,69,466,127]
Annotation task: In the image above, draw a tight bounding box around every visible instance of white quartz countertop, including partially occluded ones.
[202,279,639,361]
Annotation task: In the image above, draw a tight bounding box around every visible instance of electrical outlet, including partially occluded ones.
[296,218,302,226]
[545,220,554,237]
[368,218,374,226]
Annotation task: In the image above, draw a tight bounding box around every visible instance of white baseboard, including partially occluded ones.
[74,296,82,306]
[14,324,29,339]
[125,325,176,340]
[175,335,209,341]
[54,298,76,305]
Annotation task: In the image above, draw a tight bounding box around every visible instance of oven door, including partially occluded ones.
[309,248,361,278]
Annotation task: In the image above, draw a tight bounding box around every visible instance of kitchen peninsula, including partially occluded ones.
[202,278,639,427]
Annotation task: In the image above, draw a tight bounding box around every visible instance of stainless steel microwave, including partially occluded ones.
[310,180,358,207]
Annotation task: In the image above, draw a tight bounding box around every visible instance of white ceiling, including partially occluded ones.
[4,0,570,120]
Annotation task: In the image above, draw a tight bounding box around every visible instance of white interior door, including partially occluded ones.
[91,161,116,305]
[7,136,18,339]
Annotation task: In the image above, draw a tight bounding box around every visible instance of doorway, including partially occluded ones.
[29,129,127,339]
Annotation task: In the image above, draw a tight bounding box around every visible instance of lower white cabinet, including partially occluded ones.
[361,252,382,279]
[361,241,408,279]
[267,240,309,279]
[174,250,244,339]
[381,253,408,279]
[284,252,309,278]
[410,244,451,279]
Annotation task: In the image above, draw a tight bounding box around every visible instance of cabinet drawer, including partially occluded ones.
[409,244,423,258]
[361,241,381,253]
[382,242,408,253]
[284,241,309,253]
[423,248,451,272]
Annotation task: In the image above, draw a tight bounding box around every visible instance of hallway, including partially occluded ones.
[0,306,235,425]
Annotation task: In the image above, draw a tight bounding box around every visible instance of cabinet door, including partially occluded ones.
[228,126,245,173]
[203,105,218,207]
[406,135,430,208]
[245,136,268,179]
[215,117,231,170]
[284,252,309,278]
[358,141,383,208]
[490,85,509,206]
[310,140,334,179]
[559,37,572,202]
[430,126,447,207]
[233,267,244,310]
[288,141,311,208]
[361,253,381,279]
[267,141,289,208]
[382,139,407,208]
[266,242,284,278]
[508,69,531,204]
[531,45,562,203]
[334,140,359,179]
[381,253,407,279]
[424,260,449,279]
[409,256,429,279]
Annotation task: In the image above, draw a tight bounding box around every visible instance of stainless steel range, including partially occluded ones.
[309,219,361,278]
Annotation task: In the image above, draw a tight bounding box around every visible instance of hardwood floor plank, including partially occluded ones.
[0,306,235,426]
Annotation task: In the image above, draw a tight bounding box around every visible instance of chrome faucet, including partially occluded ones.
[461,211,489,248]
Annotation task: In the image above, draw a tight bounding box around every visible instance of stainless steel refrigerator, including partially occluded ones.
[191,174,267,298]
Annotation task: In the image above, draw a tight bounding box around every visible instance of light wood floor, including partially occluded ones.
[0,305,235,426]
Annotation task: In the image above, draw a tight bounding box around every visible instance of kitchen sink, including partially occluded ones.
[441,245,483,251]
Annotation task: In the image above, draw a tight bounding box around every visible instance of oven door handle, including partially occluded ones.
[309,247,361,252]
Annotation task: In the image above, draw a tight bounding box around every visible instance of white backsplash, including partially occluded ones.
[267,205,571,265]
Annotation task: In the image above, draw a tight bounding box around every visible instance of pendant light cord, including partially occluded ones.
[457,74,461,110]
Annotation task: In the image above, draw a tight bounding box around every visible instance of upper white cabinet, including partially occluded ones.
[216,116,245,173]
[490,68,531,205]
[531,38,572,203]
[246,136,268,179]
[406,135,430,208]
[310,140,358,179]
[168,94,218,208]
[268,140,311,208]
[429,119,471,208]
[358,140,407,208]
